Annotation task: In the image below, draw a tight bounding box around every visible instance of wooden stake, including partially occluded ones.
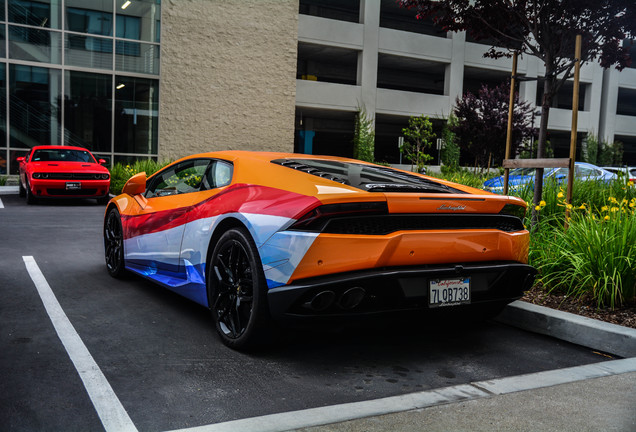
[565,35,582,229]
[503,51,518,195]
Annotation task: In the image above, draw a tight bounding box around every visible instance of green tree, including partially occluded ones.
[401,115,435,172]
[353,108,375,162]
[440,115,460,174]
[399,0,635,220]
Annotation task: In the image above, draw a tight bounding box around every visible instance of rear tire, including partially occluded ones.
[207,228,273,350]
[104,208,127,278]
[18,179,25,197]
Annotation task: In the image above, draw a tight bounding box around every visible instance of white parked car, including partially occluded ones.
[601,166,636,183]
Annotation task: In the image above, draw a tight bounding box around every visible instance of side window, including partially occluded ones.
[146,159,211,198]
[201,160,233,190]
[575,166,597,179]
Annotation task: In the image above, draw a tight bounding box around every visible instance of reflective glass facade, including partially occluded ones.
[1,0,161,174]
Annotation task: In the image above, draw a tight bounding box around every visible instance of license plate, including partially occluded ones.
[429,278,471,308]
[66,182,81,190]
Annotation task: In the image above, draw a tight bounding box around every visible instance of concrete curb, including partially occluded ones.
[496,300,636,358]
[0,186,19,195]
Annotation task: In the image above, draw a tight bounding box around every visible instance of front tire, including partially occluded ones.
[104,208,126,278]
[25,181,37,205]
[208,228,272,350]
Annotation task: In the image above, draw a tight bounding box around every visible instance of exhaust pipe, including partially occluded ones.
[337,287,366,310]
[303,290,336,311]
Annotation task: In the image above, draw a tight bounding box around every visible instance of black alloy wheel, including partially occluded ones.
[208,228,272,350]
[104,208,126,278]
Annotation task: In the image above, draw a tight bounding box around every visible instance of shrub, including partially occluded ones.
[0,176,6,186]
[110,159,170,195]
[530,195,636,309]
[433,169,636,309]
[353,108,375,163]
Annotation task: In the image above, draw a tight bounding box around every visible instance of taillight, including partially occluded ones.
[499,203,526,220]
[289,201,388,232]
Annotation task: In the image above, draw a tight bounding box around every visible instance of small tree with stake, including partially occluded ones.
[401,115,435,172]
[399,0,635,220]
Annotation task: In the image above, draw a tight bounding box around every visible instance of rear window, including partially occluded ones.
[271,158,464,194]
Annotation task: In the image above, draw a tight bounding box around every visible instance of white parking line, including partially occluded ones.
[23,256,138,432]
[0,197,4,208]
[165,358,636,432]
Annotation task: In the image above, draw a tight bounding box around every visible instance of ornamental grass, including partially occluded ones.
[435,169,636,309]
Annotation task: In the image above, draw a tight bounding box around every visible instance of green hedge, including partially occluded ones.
[109,160,171,195]
[433,170,636,308]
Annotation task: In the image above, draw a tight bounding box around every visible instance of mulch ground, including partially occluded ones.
[521,285,636,329]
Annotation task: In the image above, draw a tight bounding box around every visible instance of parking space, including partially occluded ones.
[0,194,614,432]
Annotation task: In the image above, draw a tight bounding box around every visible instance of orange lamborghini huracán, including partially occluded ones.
[104,151,535,349]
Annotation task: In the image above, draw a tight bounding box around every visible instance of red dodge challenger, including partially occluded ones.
[17,145,111,204]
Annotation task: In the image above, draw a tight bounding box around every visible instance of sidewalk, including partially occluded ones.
[294,370,636,432]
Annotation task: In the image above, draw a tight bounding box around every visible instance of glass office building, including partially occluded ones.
[0,0,160,175]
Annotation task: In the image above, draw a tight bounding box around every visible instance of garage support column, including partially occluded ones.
[358,0,380,124]
[444,31,466,117]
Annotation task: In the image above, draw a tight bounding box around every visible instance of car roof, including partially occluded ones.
[179,150,372,164]
[31,145,93,152]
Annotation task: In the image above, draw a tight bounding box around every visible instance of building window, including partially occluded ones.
[623,39,635,69]
[535,79,587,111]
[114,76,159,155]
[379,0,445,37]
[1,0,161,175]
[8,0,61,28]
[64,71,112,152]
[617,87,636,116]
[377,53,446,95]
[9,26,62,64]
[297,42,359,85]
[116,0,161,43]
[9,65,62,150]
[66,7,114,36]
[299,0,359,23]
[463,67,512,96]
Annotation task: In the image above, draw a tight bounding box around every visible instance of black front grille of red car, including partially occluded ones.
[46,173,99,180]
[316,214,525,234]
[47,188,98,196]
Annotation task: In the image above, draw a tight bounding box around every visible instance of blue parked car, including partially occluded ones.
[482,162,617,194]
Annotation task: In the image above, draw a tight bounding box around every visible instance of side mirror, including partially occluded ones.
[98,159,107,165]
[122,172,147,196]
[16,157,25,163]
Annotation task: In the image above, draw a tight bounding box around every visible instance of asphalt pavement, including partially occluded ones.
[1,184,635,432]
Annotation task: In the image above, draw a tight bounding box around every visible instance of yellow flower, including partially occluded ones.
[540,200,546,207]
[535,205,541,211]
[601,206,609,212]
[604,215,611,221]
[557,192,564,199]
[578,204,586,209]
[609,197,618,204]
[611,207,619,212]
[628,181,634,187]
[566,204,573,210]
